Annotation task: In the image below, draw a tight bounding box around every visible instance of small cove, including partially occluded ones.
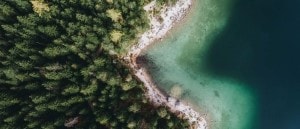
[142,0,257,128]
[142,0,300,128]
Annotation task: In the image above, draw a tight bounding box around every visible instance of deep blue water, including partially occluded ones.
[204,0,300,128]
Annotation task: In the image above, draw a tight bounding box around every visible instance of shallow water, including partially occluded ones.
[144,0,257,129]
[143,0,300,128]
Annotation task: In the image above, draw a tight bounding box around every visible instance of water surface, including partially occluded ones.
[143,0,257,129]
[143,0,300,128]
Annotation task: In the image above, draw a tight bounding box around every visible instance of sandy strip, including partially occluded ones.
[124,0,207,129]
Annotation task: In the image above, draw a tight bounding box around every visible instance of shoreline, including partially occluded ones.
[123,0,207,129]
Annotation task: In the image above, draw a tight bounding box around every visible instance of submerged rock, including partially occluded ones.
[170,84,183,99]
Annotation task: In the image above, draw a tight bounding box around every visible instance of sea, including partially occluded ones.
[141,0,300,129]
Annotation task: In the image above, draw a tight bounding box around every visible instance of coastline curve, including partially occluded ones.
[123,0,207,128]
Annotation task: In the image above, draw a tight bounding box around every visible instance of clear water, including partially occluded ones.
[144,0,300,128]
[143,0,257,129]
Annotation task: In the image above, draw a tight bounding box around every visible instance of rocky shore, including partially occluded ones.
[124,0,207,128]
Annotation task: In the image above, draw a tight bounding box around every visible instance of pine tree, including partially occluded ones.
[0,3,16,22]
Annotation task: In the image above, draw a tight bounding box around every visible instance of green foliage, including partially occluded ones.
[157,0,177,6]
[43,46,70,58]
[128,103,141,113]
[0,3,16,21]
[0,0,190,128]
[157,108,168,118]
[0,93,20,108]
[38,25,59,37]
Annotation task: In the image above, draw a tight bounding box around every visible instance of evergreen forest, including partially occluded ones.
[0,0,188,128]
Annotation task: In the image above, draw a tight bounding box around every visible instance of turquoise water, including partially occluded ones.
[144,0,300,128]
[143,0,258,128]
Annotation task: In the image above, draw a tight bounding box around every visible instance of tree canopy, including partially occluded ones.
[0,0,189,128]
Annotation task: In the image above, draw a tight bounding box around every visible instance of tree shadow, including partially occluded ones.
[204,0,300,128]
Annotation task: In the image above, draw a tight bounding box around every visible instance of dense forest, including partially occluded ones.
[0,0,189,128]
